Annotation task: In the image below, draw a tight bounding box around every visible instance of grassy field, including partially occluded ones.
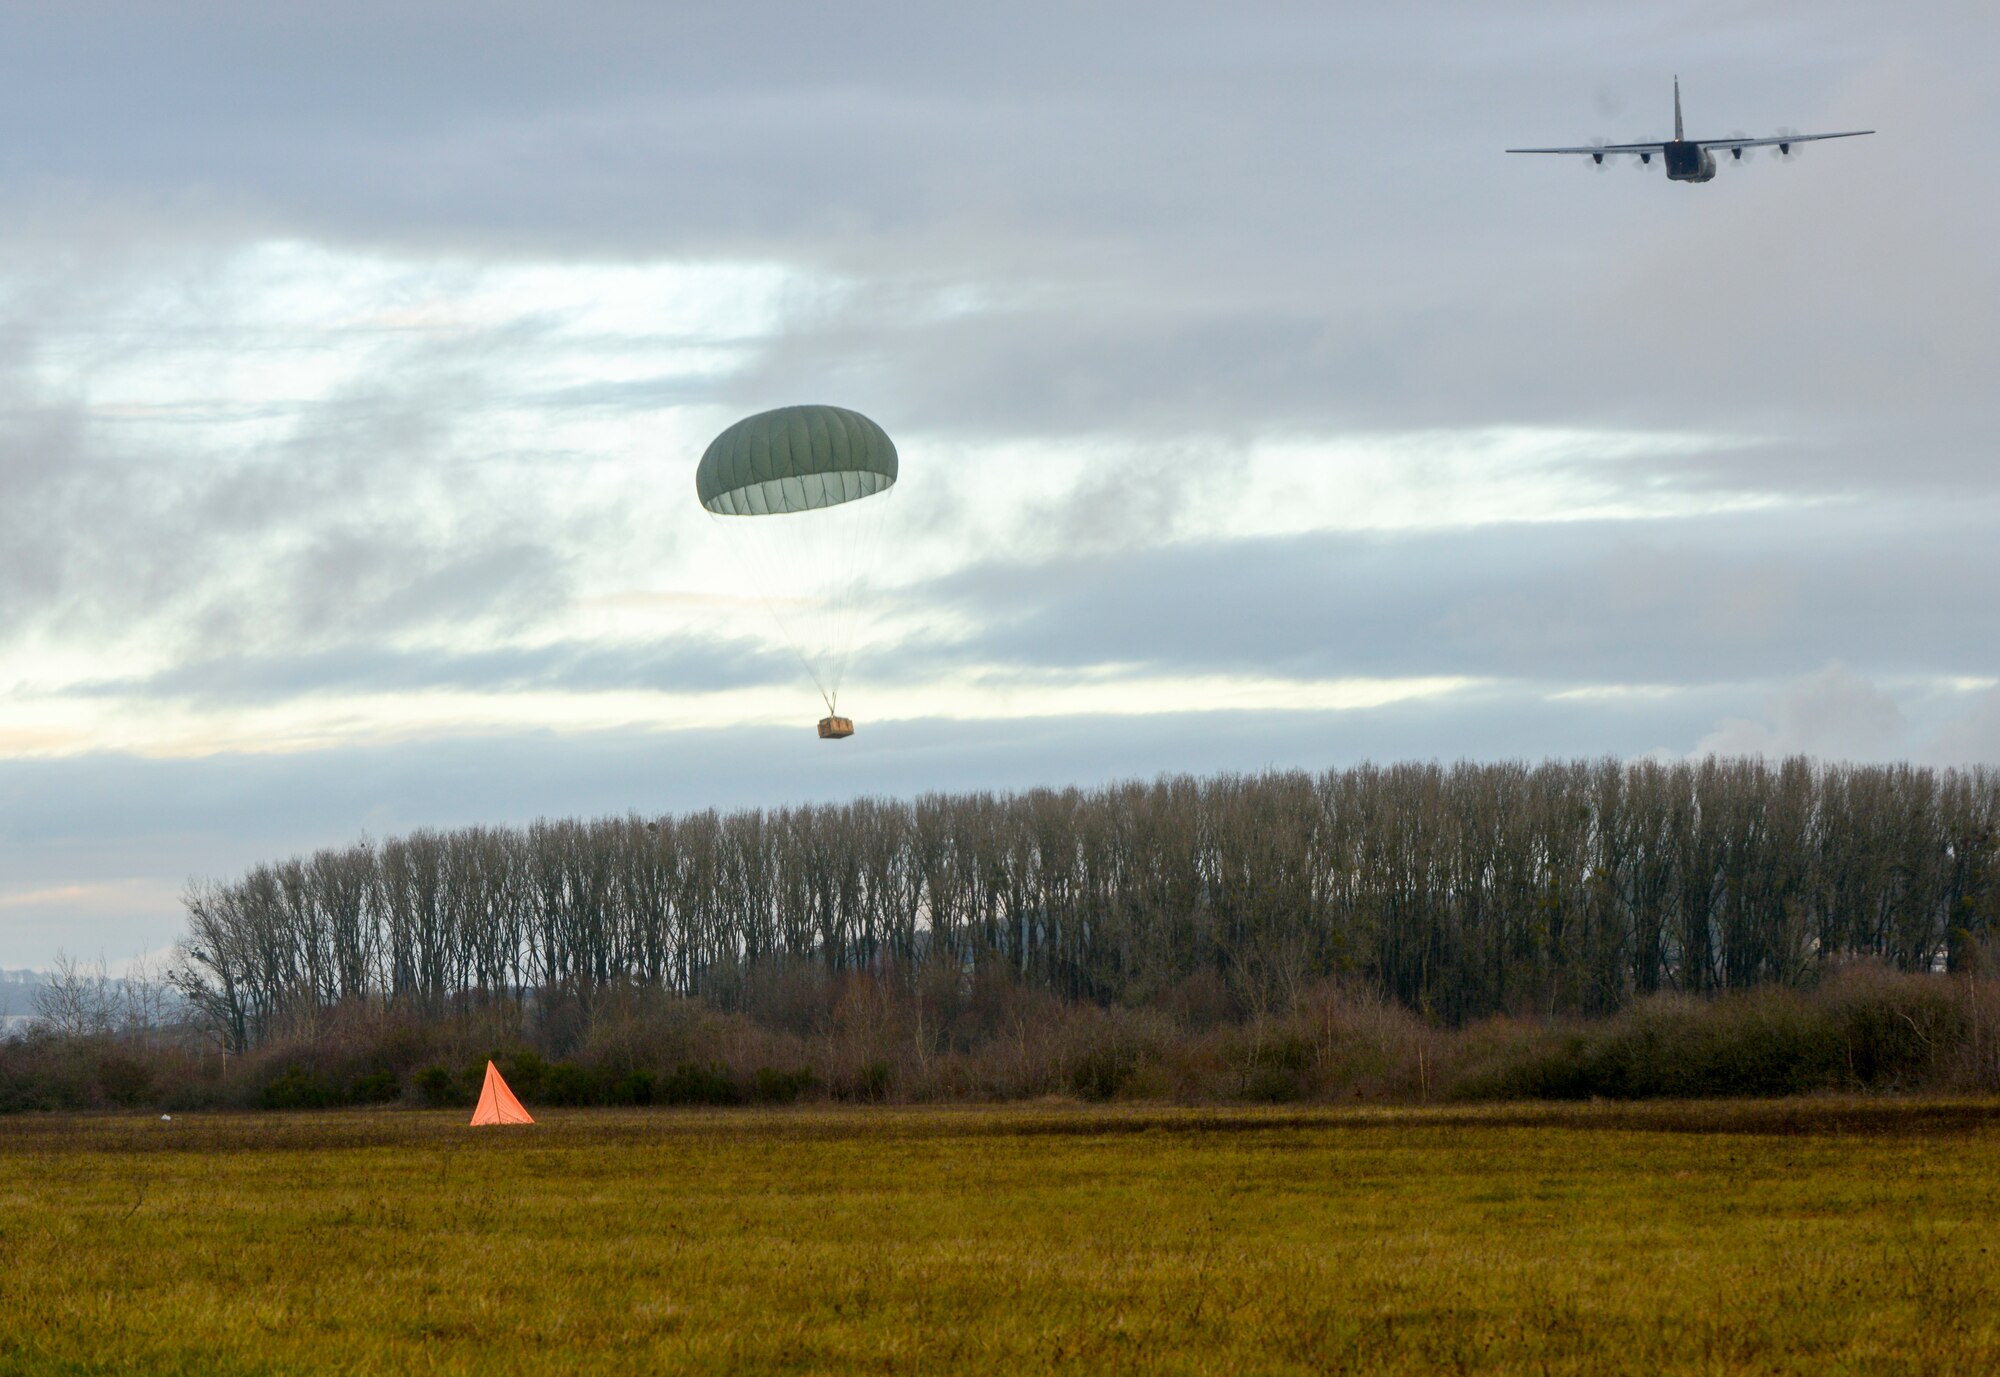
[2,1101,1998,1374]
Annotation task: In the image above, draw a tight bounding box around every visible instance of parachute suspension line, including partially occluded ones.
[809,482,896,716]
[693,404,900,726]
[703,507,841,716]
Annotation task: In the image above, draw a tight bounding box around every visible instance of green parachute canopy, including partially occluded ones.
[696,404,898,516]
[694,404,901,721]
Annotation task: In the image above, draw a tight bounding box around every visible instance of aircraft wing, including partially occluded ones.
[1505,143,1663,155]
[1697,131,1874,151]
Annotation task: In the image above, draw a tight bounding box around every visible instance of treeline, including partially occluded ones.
[172,758,2000,1051]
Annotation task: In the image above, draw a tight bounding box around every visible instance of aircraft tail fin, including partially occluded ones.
[1673,75,1684,141]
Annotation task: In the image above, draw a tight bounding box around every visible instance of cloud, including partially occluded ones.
[917,502,2000,688]
[3,7,1992,454]
[73,635,792,704]
[1922,688,2000,766]
[1694,663,1908,760]
[1692,663,2000,765]
[0,255,577,654]
[3,2,1999,965]
[0,243,804,673]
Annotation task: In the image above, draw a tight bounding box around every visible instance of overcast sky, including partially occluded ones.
[2,1,1994,967]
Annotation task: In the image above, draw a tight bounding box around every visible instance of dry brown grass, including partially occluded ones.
[3,1098,1999,1374]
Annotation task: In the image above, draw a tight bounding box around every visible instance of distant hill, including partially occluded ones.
[0,968,46,1018]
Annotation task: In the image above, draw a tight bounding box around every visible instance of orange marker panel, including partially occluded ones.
[469,1060,535,1125]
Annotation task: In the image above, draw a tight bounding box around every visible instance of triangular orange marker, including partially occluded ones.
[469,1060,535,1126]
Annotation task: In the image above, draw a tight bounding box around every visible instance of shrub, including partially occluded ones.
[350,1069,401,1104]
[0,1035,95,1112]
[1155,968,1238,1030]
[1698,995,1847,1096]
[1246,1032,1314,1074]
[1824,968,1968,1088]
[3,954,1992,1113]
[542,1062,602,1106]
[97,1053,155,1108]
[606,1069,656,1106]
[1238,1030,1313,1101]
[502,1050,548,1100]
[415,1065,463,1107]
[659,1063,739,1106]
[1244,1065,1307,1103]
[1460,991,1853,1101]
[261,1065,343,1111]
[754,1067,817,1104]
[1069,1043,1141,1102]
[846,1059,893,1103]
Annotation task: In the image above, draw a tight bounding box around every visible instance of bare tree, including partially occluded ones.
[170,760,2000,1048]
[34,951,117,1039]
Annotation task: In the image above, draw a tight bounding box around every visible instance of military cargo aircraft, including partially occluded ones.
[1508,78,1872,182]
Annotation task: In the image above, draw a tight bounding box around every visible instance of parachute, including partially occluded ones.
[696,405,898,735]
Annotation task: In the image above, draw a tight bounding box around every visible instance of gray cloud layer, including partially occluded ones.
[6,6,1987,452]
[74,636,790,704]
[916,500,2000,687]
[3,2,1997,963]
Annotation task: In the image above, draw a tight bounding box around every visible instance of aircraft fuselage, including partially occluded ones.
[1662,139,1716,183]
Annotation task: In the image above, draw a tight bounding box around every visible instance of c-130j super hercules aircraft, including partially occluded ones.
[1508,78,1873,182]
